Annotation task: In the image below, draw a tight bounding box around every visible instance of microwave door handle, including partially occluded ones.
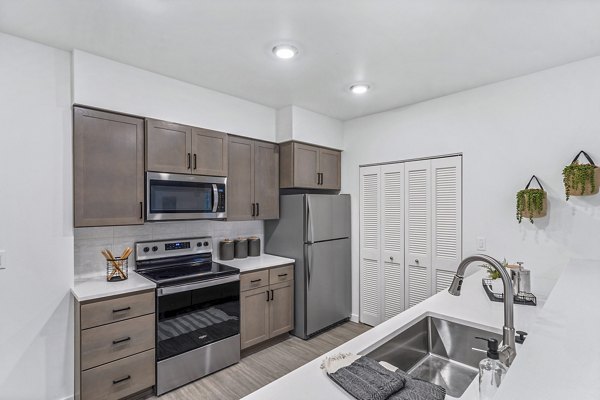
[212,184,218,213]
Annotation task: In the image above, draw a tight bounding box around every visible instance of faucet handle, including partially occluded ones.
[515,330,528,344]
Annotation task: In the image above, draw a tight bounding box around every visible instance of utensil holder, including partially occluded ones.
[106,257,129,282]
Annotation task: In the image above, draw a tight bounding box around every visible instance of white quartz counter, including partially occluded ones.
[216,254,295,273]
[72,271,156,302]
[242,267,558,400]
[495,259,600,400]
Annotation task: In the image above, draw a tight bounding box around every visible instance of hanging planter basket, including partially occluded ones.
[516,175,547,224]
[563,151,600,200]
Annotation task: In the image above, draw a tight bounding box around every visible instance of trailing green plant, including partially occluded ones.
[563,162,596,200]
[482,259,507,280]
[516,188,545,223]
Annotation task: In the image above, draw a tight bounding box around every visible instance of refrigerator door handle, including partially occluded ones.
[306,196,315,244]
[305,245,312,287]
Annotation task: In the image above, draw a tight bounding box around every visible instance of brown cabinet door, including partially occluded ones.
[292,143,320,188]
[269,281,294,338]
[240,286,270,349]
[145,119,192,174]
[254,142,279,220]
[74,107,145,227]
[227,136,255,220]
[319,148,341,190]
[191,127,228,176]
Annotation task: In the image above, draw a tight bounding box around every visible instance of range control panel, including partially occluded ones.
[135,237,213,261]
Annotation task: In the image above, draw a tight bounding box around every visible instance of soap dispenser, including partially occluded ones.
[476,337,508,400]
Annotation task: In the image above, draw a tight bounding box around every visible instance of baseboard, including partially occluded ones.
[350,313,359,323]
[58,395,74,400]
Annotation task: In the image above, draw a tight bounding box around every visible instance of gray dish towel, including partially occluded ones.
[389,369,446,400]
[328,356,407,400]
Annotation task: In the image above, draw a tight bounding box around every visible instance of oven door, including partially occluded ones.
[147,172,226,221]
[156,276,240,362]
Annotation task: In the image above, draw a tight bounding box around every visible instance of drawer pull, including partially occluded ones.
[112,375,131,385]
[112,306,131,313]
[278,273,288,277]
[250,279,262,283]
[112,336,131,345]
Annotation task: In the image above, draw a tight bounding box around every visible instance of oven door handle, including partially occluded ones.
[212,184,219,213]
[157,274,240,296]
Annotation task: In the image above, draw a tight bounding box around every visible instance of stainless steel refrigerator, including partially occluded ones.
[265,194,351,339]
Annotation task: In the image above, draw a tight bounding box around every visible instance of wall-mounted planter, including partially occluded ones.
[516,175,547,224]
[563,151,600,200]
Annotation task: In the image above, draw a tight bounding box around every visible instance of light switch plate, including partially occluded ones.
[476,237,486,251]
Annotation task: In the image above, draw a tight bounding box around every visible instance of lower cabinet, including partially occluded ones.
[75,290,156,400]
[240,265,294,350]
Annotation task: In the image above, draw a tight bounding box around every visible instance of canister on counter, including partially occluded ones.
[234,238,248,259]
[248,236,261,257]
[219,239,235,261]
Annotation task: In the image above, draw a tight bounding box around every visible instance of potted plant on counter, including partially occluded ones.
[516,175,547,223]
[563,150,600,200]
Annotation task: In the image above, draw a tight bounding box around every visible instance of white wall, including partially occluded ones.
[343,57,600,320]
[276,105,344,149]
[72,50,277,141]
[0,33,74,400]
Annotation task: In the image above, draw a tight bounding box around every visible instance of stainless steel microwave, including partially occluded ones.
[146,172,226,221]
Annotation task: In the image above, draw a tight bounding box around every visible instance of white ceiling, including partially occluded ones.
[2,0,600,120]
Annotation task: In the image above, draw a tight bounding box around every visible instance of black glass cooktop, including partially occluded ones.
[137,262,239,286]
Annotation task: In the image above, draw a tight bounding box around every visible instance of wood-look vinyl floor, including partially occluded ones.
[152,322,371,400]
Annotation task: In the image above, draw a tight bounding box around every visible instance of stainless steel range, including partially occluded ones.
[135,237,240,396]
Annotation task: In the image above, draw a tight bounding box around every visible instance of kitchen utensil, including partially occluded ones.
[219,239,234,260]
[248,237,261,257]
[234,238,248,259]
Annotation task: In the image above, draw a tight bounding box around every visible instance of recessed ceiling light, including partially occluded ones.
[272,44,298,59]
[350,83,370,94]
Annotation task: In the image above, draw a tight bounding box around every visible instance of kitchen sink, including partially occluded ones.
[363,316,502,398]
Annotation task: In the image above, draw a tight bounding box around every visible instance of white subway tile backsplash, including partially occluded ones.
[74,220,264,278]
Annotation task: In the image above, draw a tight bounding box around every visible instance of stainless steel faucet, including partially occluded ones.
[448,254,517,367]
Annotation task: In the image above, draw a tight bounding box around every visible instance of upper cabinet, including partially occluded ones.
[74,107,145,227]
[146,119,228,177]
[279,141,341,190]
[228,136,279,221]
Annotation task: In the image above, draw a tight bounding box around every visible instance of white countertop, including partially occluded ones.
[72,271,156,302]
[242,267,558,400]
[495,259,600,400]
[216,254,295,273]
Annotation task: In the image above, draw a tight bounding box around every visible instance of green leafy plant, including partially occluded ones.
[563,162,597,200]
[482,259,507,280]
[516,188,545,223]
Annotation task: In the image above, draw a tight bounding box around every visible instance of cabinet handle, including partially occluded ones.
[317,173,320,185]
[278,273,288,277]
[270,289,274,301]
[250,279,262,283]
[112,336,131,345]
[139,202,143,219]
[187,153,191,169]
[251,203,256,217]
[112,375,131,385]
[193,154,197,170]
[266,290,270,302]
[112,306,131,313]
[256,203,260,217]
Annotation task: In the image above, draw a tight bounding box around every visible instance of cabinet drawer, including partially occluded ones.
[269,265,294,285]
[80,290,155,329]
[240,270,269,291]
[81,349,155,400]
[81,314,155,370]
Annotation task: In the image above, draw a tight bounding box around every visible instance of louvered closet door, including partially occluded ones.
[359,166,382,326]
[432,157,462,293]
[381,164,405,320]
[404,160,432,308]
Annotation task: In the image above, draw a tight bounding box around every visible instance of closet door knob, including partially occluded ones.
[415,259,419,264]
[389,256,394,261]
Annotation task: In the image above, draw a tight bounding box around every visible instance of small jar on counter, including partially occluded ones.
[234,238,248,259]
